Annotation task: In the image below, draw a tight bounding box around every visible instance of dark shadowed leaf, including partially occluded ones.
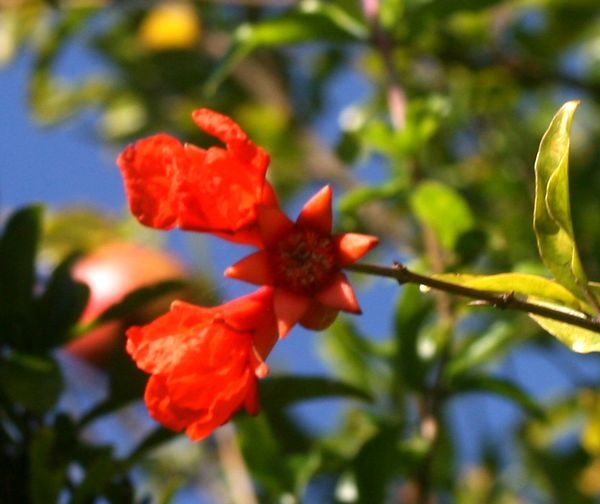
[35,253,90,351]
[29,428,65,504]
[0,205,42,350]
[354,424,406,504]
[0,353,62,414]
[394,284,434,392]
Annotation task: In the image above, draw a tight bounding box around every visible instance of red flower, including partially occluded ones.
[126,288,278,441]
[116,109,277,245]
[225,186,379,337]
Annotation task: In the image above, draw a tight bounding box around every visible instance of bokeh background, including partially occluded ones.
[4,1,600,502]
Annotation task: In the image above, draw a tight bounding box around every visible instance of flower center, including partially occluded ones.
[269,227,337,294]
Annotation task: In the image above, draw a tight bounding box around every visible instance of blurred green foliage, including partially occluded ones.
[4,0,600,502]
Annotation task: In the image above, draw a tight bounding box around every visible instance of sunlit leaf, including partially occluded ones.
[409,180,474,252]
[533,101,590,301]
[434,272,589,312]
[529,314,600,353]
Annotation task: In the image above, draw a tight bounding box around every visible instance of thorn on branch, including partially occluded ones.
[495,291,515,309]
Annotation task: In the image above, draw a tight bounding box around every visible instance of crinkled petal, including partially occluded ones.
[177,144,267,238]
[334,233,379,266]
[191,108,270,172]
[315,272,361,314]
[116,134,189,229]
[273,288,310,338]
[145,375,198,432]
[126,300,213,374]
[297,185,333,234]
[224,251,274,286]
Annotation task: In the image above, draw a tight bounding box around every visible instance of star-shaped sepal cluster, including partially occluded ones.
[225,186,379,337]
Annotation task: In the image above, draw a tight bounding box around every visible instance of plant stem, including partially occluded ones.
[346,262,600,333]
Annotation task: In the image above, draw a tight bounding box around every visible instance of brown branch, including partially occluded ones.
[346,262,600,334]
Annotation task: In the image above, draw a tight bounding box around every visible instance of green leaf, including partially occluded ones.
[434,272,588,312]
[260,375,372,409]
[319,318,378,391]
[354,425,403,504]
[0,353,62,414]
[529,314,600,353]
[71,454,125,504]
[409,180,475,252]
[393,284,434,392]
[204,2,366,94]
[533,101,590,300]
[35,253,90,351]
[29,428,65,504]
[450,373,545,420]
[236,415,295,496]
[338,181,405,216]
[0,205,42,350]
[446,321,516,377]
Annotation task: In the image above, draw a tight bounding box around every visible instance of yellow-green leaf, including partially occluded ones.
[434,272,589,313]
[530,314,600,353]
[533,101,589,299]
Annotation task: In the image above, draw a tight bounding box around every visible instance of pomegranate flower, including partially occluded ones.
[225,186,379,337]
[126,288,278,441]
[116,108,276,245]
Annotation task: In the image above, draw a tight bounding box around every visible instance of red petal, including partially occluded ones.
[224,251,274,286]
[297,185,333,234]
[334,233,379,266]
[126,301,213,374]
[257,205,294,248]
[315,272,361,314]
[191,108,270,172]
[116,134,189,229]
[273,288,310,337]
